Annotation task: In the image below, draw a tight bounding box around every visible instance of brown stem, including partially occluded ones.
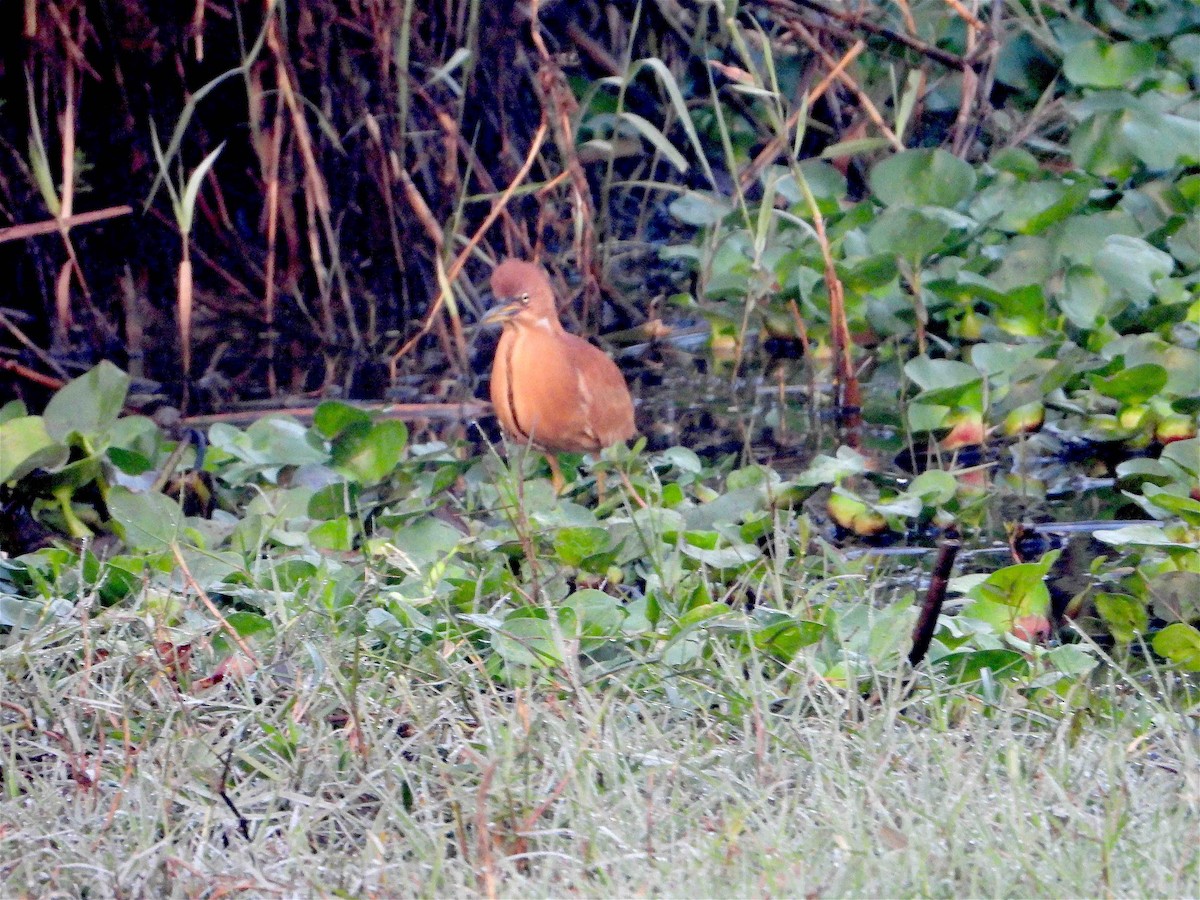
[908,533,961,668]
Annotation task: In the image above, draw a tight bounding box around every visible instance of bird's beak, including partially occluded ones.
[480,299,522,327]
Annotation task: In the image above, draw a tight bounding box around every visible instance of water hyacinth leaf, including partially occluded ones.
[332,420,408,484]
[774,160,847,215]
[1062,39,1156,88]
[492,615,562,668]
[908,470,959,505]
[1161,438,1200,479]
[1149,571,1200,624]
[1095,593,1148,643]
[43,361,131,443]
[1047,645,1098,676]
[938,648,1029,684]
[1141,488,1200,527]
[795,446,869,487]
[309,517,355,551]
[1060,267,1116,329]
[680,541,760,569]
[753,613,825,659]
[561,588,626,644]
[313,401,372,439]
[1093,524,1199,548]
[107,485,185,551]
[0,399,27,424]
[308,481,360,520]
[1093,236,1175,303]
[554,527,611,567]
[905,356,983,408]
[906,402,952,433]
[668,190,734,226]
[866,206,951,264]
[968,177,1089,235]
[390,516,463,565]
[0,416,68,483]
[1151,623,1200,671]
[965,551,1060,631]
[1089,364,1168,405]
[968,342,1044,377]
[869,148,976,208]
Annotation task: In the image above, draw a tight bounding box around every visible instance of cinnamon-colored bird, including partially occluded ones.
[482,258,636,491]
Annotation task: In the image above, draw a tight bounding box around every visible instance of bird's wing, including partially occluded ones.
[560,332,636,447]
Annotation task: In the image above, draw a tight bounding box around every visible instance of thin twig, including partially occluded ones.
[738,41,865,190]
[171,543,260,667]
[0,205,133,244]
[387,118,549,379]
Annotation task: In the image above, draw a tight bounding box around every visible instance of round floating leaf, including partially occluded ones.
[492,615,562,668]
[0,416,68,483]
[668,190,734,226]
[866,206,951,264]
[553,527,611,568]
[561,588,626,646]
[332,420,408,484]
[1088,363,1168,405]
[1149,571,1200,624]
[869,149,976,208]
[968,177,1089,235]
[107,485,185,551]
[1093,235,1174,303]
[1151,623,1200,672]
[313,401,372,439]
[43,361,131,443]
[1095,593,1148,643]
[1062,39,1156,88]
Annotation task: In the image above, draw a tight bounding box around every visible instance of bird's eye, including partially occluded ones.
[518,292,531,304]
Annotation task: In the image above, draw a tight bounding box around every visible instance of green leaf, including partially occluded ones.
[43,362,131,443]
[313,401,372,439]
[1046,644,1098,677]
[619,111,689,174]
[1093,236,1174,303]
[492,615,562,668]
[1088,364,1168,405]
[1062,39,1156,88]
[1095,593,1148,642]
[308,481,361,520]
[1151,623,1200,672]
[0,400,28,425]
[869,149,976,208]
[561,588,626,648]
[107,486,185,551]
[968,177,1089,235]
[907,470,958,505]
[866,206,952,264]
[554,527,611,568]
[332,420,408,484]
[1149,571,1200,624]
[0,416,68,483]
[905,356,983,408]
[939,648,1029,684]
[309,517,355,551]
[668,190,734,226]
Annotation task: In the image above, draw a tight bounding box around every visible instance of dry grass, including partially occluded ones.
[3,605,1197,898]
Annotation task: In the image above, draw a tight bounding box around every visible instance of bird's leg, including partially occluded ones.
[545,453,565,494]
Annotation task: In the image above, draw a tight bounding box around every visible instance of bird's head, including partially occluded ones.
[482,259,559,328]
